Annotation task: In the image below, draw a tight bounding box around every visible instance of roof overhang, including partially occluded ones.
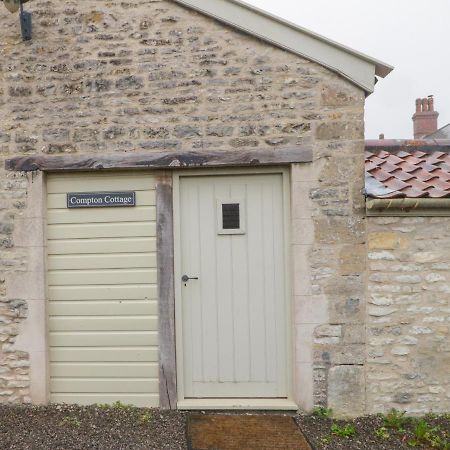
[172,0,393,94]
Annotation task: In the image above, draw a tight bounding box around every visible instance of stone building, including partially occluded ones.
[2,0,430,417]
[365,99,450,414]
[365,141,450,414]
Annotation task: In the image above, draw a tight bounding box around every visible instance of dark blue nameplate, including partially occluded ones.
[67,192,136,208]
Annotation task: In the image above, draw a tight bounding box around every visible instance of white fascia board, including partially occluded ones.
[173,0,393,94]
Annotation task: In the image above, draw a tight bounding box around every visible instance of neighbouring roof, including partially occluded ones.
[173,0,393,94]
[365,140,450,199]
[425,124,450,140]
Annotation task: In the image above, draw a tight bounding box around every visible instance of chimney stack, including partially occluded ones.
[412,96,439,139]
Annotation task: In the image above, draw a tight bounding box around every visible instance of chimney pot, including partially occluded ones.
[379,133,385,140]
[416,98,421,113]
[412,96,439,139]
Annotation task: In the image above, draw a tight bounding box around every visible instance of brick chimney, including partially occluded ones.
[412,96,439,139]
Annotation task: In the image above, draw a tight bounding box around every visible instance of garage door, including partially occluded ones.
[47,172,158,407]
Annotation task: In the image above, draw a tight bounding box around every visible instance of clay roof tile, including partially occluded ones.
[365,146,450,199]
[425,187,450,198]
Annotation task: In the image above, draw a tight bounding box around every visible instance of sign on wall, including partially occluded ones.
[67,192,136,208]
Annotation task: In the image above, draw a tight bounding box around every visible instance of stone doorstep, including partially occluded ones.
[188,413,312,450]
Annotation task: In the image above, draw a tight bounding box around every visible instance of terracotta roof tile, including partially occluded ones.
[426,188,449,198]
[379,161,399,173]
[432,169,450,181]
[397,161,421,173]
[385,154,404,165]
[401,187,429,198]
[417,162,439,172]
[369,168,393,182]
[384,177,410,191]
[403,155,423,165]
[429,178,450,191]
[390,169,414,182]
[365,147,450,199]
[410,169,437,181]
[408,178,433,191]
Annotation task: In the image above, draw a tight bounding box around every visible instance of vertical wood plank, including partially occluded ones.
[157,174,177,409]
[198,181,219,384]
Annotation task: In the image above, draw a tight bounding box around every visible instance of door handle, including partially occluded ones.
[182,275,199,283]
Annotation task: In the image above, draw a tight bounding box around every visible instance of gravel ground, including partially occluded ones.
[0,404,448,450]
[0,404,188,450]
[296,412,450,450]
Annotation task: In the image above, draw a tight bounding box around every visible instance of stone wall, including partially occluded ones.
[0,0,366,408]
[367,216,450,414]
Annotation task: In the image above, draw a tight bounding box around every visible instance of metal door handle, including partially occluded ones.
[182,275,199,283]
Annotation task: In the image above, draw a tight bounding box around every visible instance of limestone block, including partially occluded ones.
[368,306,398,317]
[343,325,365,344]
[368,251,395,261]
[328,365,365,418]
[368,232,409,250]
[320,85,364,107]
[329,295,364,324]
[315,324,342,338]
[315,216,365,245]
[315,121,363,141]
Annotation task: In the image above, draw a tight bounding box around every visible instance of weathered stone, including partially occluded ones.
[115,76,144,90]
[9,86,32,97]
[368,232,409,250]
[393,392,413,404]
[314,325,342,338]
[321,85,361,107]
[367,216,450,414]
[425,273,446,283]
[206,126,234,137]
[173,126,202,138]
[391,346,410,356]
[328,366,365,417]
[316,121,363,140]
[368,306,398,317]
[0,0,370,414]
[343,325,365,344]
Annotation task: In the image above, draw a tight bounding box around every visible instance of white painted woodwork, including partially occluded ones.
[47,172,159,407]
[178,174,289,399]
[48,285,158,301]
[50,394,159,407]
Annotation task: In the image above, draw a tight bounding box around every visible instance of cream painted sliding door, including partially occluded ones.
[47,172,158,407]
[179,173,289,398]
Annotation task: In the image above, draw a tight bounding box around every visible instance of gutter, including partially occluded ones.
[366,198,450,217]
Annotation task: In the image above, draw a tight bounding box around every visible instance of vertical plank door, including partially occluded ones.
[179,173,289,398]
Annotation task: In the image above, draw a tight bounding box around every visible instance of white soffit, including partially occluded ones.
[172,0,393,94]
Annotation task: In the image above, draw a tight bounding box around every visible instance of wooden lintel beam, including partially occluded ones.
[5,147,313,172]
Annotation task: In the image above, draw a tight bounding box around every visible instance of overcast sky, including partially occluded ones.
[245,0,449,139]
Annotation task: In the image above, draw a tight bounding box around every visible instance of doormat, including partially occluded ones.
[188,414,312,450]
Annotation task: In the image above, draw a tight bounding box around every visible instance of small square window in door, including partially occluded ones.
[222,203,240,229]
[217,200,245,235]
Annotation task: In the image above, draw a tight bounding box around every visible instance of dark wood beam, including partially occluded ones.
[156,176,177,409]
[5,147,313,172]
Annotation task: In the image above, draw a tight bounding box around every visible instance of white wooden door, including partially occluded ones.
[178,173,289,399]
